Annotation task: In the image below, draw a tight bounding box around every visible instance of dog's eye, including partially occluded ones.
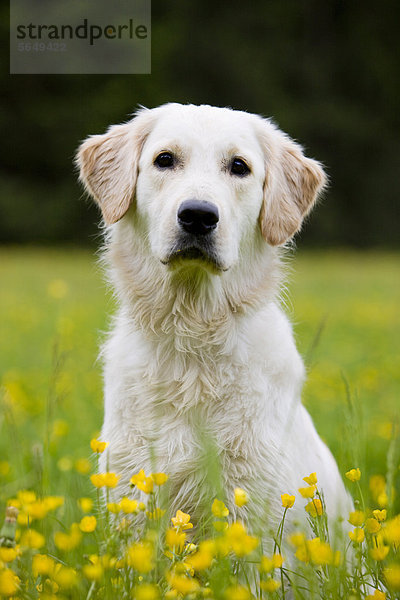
[230,158,250,176]
[154,152,174,169]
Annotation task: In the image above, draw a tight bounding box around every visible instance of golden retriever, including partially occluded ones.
[77,103,351,534]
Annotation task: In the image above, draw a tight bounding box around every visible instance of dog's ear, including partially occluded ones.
[260,131,327,246]
[76,110,153,225]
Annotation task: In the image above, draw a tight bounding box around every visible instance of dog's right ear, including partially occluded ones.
[76,110,153,225]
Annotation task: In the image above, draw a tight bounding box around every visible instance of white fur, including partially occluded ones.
[77,103,351,534]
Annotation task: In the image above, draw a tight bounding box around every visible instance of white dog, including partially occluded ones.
[77,103,351,533]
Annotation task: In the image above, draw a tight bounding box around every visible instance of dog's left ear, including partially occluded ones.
[260,132,327,246]
[76,109,154,225]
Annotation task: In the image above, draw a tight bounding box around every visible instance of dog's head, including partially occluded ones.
[77,103,326,272]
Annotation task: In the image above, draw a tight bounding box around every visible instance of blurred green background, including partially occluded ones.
[1,0,399,247]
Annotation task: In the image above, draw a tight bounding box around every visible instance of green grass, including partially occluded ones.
[290,251,400,478]
[0,247,399,599]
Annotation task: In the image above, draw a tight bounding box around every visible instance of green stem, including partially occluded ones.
[356,481,366,514]
[85,580,96,600]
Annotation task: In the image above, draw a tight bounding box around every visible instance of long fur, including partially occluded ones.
[77,103,351,537]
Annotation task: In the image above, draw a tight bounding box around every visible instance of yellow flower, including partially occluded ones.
[151,472,169,486]
[130,469,146,485]
[120,497,138,514]
[75,458,91,475]
[130,469,154,494]
[57,456,73,471]
[298,485,316,498]
[348,510,365,526]
[373,509,387,522]
[307,539,336,566]
[146,507,166,520]
[165,528,186,552]
[90,473,105,487]
[40,579,59,595]
[294,541,309,564]
[366,590,386,600]
[52,419,69,437]
[365,518,381,534]
[305,498,323,517]
[213,520,228,532]
[17,512,29,526]
[20,528,45,549]
[271,554,284,569]
[295,537,338,566]
[259,554,284,573]
[78,497,93,513]
[225,522,259,557]
[234,488,248,507]
[90,438,109,453]
[186,541,214,571]
[281,494,295,508]
[54,523,82,551]
[0,547,17,562]
[24,499,49,520]
[17,490,36,504]
[32,554,55,577]
[133,583,160,600]
[370,545,390,561]
[90,472,119,488]
[43,496,64,511]
[167,573,200,595]
[211,498,229,518]
[303,472,318,485]
[82,563,103,581]
[260,579,281,593]
[104,472,120,487]
[52,565,78,589]
[89,553,116,570]
[224,585,250,600]
[289,532,306,547]
[345,468,361,482]
[377,492,389,508]
[384,564,400,590]
[349,528,365,543]
[382,515,400,546]
[126,542,155,573]
[370,475,386,501]
[79,515,97,533]
[171,510,193,531]
[0,568,20,596]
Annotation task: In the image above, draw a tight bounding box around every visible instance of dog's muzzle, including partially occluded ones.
[162,199,225,271]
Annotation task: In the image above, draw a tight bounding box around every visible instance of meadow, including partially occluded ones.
[0,247,399,599]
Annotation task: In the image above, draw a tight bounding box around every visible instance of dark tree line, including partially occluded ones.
[1,0,399,246]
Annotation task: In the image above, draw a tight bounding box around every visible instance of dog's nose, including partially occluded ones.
[177,200,219,235]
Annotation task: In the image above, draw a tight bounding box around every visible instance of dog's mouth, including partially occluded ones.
[161,240,226,272]
[171,247,209,261]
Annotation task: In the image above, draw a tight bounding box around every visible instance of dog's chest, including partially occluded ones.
[106,337,298,475]
[102,305,305,514]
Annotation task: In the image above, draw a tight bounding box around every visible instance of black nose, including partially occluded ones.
[177,199,219,235]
